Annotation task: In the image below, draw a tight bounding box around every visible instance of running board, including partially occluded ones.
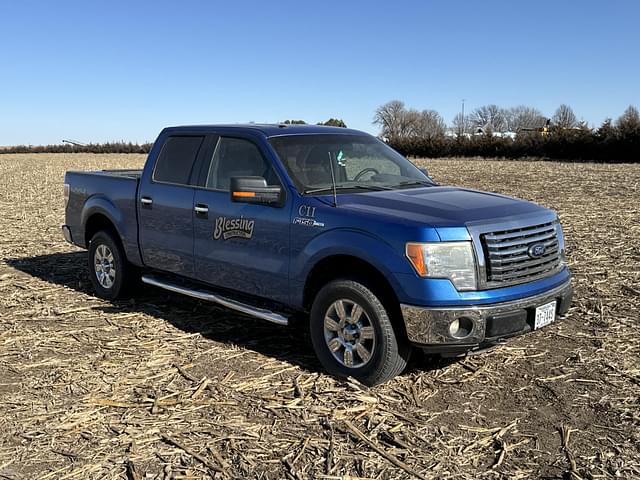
[141,275,289,326]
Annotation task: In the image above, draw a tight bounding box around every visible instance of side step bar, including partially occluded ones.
[141,275,289,326]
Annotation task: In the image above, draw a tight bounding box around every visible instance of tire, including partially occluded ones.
[309,279,410,386]
[87,230,136,300]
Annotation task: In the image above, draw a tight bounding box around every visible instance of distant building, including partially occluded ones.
[473,127,517,139]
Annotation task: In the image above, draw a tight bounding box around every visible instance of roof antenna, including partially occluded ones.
[327,152,338,207]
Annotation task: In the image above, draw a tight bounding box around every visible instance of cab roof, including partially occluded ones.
[161,123,367,138]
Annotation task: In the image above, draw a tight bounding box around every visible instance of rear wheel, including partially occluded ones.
[310,279,410,386]
[88,230,136,300]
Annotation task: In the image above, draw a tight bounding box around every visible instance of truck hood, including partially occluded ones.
[334,186,551,227]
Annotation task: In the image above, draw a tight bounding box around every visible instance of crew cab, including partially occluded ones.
[62,124,573,385]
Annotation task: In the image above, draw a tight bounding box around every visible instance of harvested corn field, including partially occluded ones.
[0,153,638,479]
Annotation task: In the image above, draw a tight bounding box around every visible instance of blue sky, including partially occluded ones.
[1,0,638,145]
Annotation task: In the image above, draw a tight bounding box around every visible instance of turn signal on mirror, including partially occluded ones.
[232,191,256,198]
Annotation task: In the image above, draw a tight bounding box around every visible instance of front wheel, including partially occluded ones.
[309,279,410,386]
[87,230,136,300]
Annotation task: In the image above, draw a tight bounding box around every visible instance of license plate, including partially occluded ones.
[534,301,557,330]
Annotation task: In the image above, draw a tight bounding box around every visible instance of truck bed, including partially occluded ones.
[67,169,143,179]
[64,169,141,259]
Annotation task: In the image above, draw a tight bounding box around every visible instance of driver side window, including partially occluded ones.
[206,137,278,191]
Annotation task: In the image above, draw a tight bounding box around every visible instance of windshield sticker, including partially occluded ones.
[213,216,255,240]
[336,150,346,166]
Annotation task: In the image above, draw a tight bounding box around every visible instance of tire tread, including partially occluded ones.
[310,279,410,386]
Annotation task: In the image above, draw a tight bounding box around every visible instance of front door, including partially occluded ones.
[193,135,291,304]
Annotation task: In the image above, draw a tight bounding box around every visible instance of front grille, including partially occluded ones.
[481,221,562,286]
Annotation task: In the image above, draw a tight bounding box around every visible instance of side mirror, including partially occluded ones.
[230,176,283,206]
[418,167,430,178]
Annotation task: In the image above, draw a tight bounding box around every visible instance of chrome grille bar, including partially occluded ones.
[481,221,562,286]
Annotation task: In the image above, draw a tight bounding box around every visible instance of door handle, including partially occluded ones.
[194,204,209,215]
[140,196,153,206]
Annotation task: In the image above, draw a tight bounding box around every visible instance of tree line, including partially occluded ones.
[374,100,640,163]
[282,118,348,127]
[0,119,349,155]
[0,141,153,155]
[3,109,639,162]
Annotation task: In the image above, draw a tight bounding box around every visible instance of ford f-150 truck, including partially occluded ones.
[63,124,572,385]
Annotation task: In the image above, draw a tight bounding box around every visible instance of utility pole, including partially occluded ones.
[460,99,465,137]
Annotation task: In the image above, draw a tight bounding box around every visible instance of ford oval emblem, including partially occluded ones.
[528,243,546,258]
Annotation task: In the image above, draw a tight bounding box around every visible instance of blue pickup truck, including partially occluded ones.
[63,124,572,385]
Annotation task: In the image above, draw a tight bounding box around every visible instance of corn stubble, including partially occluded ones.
[0,153,638,479]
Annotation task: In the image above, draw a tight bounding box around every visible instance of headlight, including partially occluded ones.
[406,241,477,291]
[555,221,567,264]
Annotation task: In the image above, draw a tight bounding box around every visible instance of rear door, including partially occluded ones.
[138,134,210,277]
[192,134,291,304]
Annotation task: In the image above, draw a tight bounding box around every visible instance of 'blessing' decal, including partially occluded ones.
[213,216,255,240]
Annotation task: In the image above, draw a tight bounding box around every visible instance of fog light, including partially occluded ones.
[449,317,474,339]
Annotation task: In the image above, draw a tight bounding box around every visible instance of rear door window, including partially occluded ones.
[153,136,204,185]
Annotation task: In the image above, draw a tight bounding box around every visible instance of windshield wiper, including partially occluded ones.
[303,184,392,195]
[391,179,434,188]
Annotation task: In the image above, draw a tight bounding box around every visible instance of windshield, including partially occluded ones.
[268,134,433,194]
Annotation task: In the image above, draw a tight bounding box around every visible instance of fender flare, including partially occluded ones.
[291,228,411,306]
[81,195,142,264]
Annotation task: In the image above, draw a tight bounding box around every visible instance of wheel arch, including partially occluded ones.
[81,195,143,265]
[302,254,408,339]
[84,212,121,248]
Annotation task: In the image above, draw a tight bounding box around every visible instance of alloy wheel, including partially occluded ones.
[323,299,376,368]
[94,244,116,289]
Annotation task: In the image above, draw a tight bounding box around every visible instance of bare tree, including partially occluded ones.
[411,110,446,139]
[373,100,407,139]
[506,106,546,132]
[552,104,577,129]
[469,105,507,133]
[398,108,421,138]
[451,112,472,135]
[615,105,640,136]
[373,101,445,140]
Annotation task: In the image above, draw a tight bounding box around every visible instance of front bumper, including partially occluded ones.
[401,277,573,349]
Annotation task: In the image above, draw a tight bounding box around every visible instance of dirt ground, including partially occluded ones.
[0,153,638,480]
